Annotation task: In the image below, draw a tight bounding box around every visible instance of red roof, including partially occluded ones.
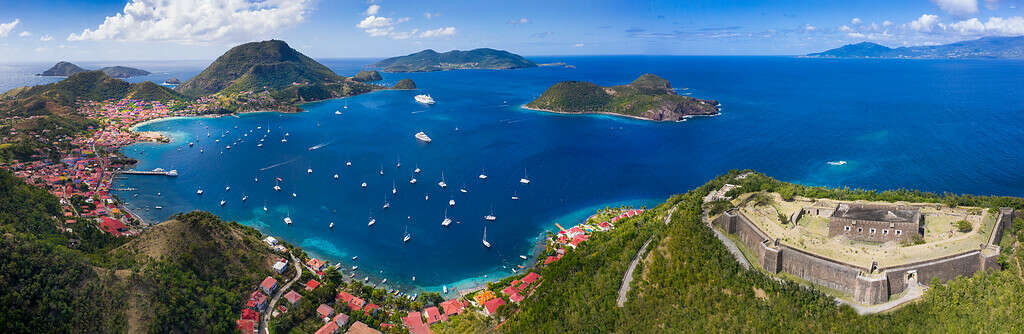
[316,304,335,318]
[544,256,559,265]
[260,276,277,292]
[305,279,321,291]
[364,302,380,316]
[424,306,446,324]
[250,290,267,305]
[509,292,525,303]
[402,311,424,329]
[522,272,541,284]
[237,319,256,333]
[284,290,302,304]
[349,296,365,311]
[439,299,463,316]
[501,285,518,296]
[240,308,258,320]
[100,217,127,236]
[517,282,530,291]
[314,321,339,334]
[336,291,355,303]
[483,297,506,315]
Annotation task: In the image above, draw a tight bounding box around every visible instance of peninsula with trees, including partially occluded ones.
[372,48,537,72]
[525,73,720,121]
[38,61,152,78]
[807,36,1024,59]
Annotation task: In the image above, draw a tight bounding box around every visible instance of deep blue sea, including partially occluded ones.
[4,56,1023,293]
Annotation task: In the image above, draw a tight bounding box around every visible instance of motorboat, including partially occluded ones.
[334,174,339,179]
[415,131,432,143]
[437,171,447,188]
[329,222,335,228]
[414,94,435,104]
[197,188,204,195]
[449,198,455,207]
[482,227,491,248]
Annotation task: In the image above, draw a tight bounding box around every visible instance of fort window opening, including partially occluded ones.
[895,230,902,235]
[857,227,863,233]
[870,228,876,234]
[882,229,889,235]
[844,226,851,231]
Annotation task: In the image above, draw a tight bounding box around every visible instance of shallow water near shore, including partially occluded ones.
[109,56,1024,292]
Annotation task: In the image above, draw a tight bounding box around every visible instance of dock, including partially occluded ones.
[121,168,178,176]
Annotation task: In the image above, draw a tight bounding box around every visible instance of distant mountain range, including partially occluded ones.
[807,36,1024,59]
[373,48,536,72]
[38,61,151,78]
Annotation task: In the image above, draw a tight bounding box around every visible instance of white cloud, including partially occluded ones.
[357,16,398,29]
[909,14,942,32]
[839,25,853,32]
[851,18,862,24]
[419,27,455,38]
[573,43,584,47]
[883,20,894,27]
[949,16,1024,35]
[40,34,53,42]
[802,24,817,32]
[365,5,380,16]
[984,0,999,10]
[930,0,978,15]
[424,12,440,19]
[507,17,529,25]
[19,31,31,37]
[847,32,866,38]
[0,19,19,38]
[68,0,311,44]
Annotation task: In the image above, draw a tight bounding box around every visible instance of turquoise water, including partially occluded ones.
[108,56,1024,292]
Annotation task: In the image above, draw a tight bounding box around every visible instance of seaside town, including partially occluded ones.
[234,206,646,334]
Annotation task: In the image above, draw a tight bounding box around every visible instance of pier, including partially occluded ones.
[121,168,178,176]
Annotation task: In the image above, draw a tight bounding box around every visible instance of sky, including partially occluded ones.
[0,0,1021,62]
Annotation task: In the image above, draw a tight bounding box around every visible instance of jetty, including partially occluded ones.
[121,168,178,176]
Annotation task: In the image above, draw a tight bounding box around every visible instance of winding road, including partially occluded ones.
[261,252,302,334]
[617,205,676,307]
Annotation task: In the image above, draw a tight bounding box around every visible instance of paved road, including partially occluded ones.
[617,205,676,307]
[262,253,302,334]
[703,211,751,270]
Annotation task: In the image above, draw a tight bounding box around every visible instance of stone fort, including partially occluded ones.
[714,207,1013,305]
[828,203,923,243]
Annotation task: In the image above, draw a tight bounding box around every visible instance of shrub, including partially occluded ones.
[956,220,972,233]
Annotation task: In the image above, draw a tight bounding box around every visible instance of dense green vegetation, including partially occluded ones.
[38,61,87,76]
[352,70,383,82]
[373,48,537,72]
[489,170,1024,332]
[99,66,151,78]
[525,73,720,120]
[392,78,417,89]
[176,40,343,96]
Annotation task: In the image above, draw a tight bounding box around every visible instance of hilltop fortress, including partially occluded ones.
[709,186,1013,306]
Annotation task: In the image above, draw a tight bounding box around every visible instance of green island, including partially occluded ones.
[525,73,721,121]
[353,70,384,82]
[373,48,537,72]
[38,61,152,78]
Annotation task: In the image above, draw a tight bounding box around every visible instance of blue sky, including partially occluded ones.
[0,0,1021,62]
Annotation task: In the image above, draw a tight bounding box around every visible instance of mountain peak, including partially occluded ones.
[175,40,341,96]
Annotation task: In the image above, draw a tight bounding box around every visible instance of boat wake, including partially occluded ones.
[411,110,428,114]
[260,158,298,171]
[308,140,334,151]
[827,160,848,166]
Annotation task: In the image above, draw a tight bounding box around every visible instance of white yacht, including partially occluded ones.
[225,186,230,192]
[437,171,447,188]
[414,165,421,173]
[219,200,226,206]
[392,181,397,195]
[403,226,411,243]
[284,216,292,225]
[478,169,487,179]
[197,188,204,195]
[292,192,297,198]
[449,198,455,207]
[281,138,287,143]
[361,182,367,188]
[460,188,468,193]
[307,168,313,174]
[410,175,417,184]
[415,131,432,143]
[425,194,430,201]
[241,195,248,202]
[379,165,384,175]
[482,226,491,248]
[334,174,339,179]
[335,110,342,115]
[257,142,263,148]
[442,209,452,227]
[484,207,496,221]
[414,94,435,104]
[274,185,281,191]
[329,222,335,228]
[368,218,376,227]
[346,161,352,166]
[263,205,268,212]
[520,169,531,184]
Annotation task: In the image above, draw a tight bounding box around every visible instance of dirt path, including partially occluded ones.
[617,205,676,307]
[262,252,302,334]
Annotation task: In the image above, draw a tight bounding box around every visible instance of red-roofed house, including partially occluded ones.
[260,276,278,294]
[363,302,380,316]
[237,319,256,334]
[522,272,541,285]
[501,285,518,296]
[314,321,338,334]
[336,291,355,304]
[440,299,463,316]
[349,296,365,311]
[516,282,530,292]
[284,290,302,305]
[306,258,326,271]
[249,290,267,311]
[317,304,335,318]
[305,279,321,291]
[240,308,258,321]
[423,306,446,324]
[543,255,559,265]
[402,311,426,333]
[483,298,506,315]
[332,312,350,327]
[509,292,525,303]
[598,222,612,231]
[100,217,128,236]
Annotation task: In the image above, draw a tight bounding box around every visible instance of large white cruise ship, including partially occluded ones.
[414,94,435,104]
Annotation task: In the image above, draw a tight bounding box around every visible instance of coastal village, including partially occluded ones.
[0,91,649,333]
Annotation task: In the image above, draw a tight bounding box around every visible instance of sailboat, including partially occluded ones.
[219,200,226,206]
[346,161,352,166]
[379,164,384,175]
[368,217,376,227]
[361,181,367,188]
[392,181,397,195]
[482,226,491,248]
[409,172,417,184]
[241,195,248,202]
[478,168,487,179]
[329,222,335,229]
[484,207,497,221]
[414,164,421,173]
[334,173,339,179]
[442,209,452,227]
[382,195,390,209]
[449,197,455,207]
[511,191,519,200]
[520,168,531,184]
[403,225,411,243]
[197,188,204,195]
[307,168,313,174]
[437,171,447,188]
